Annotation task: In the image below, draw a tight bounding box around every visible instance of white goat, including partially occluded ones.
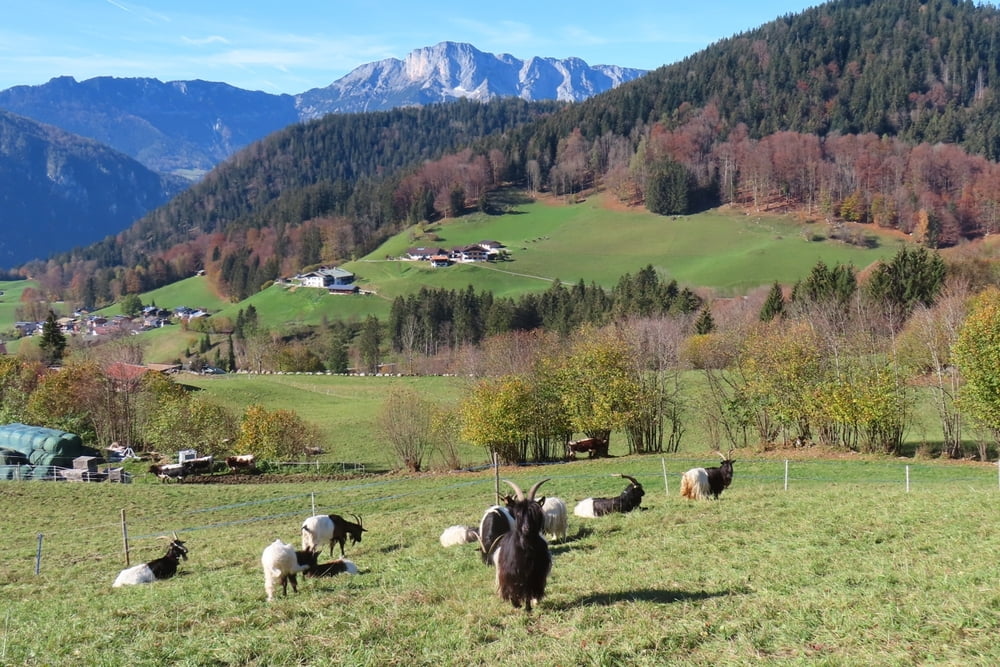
[541,497,568,542]
[261,539,317,602]
[439,525,479,548]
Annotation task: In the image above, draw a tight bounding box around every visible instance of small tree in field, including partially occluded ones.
[377,386,435,472]
[953,287,1000,457]
[236,404,317,462]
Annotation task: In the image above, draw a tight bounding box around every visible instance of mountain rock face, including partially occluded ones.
[0,43,645,177]
[0,110,185,267]
[295,42,646,116]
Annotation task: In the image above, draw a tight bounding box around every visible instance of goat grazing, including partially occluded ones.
[541,497,568,542]
[439,525,479,548]
[301,513,367,557]
[225,454,256,473]
[305,558,358,577]
[493,479,552,612]
[680,449,736,500]
[477,504,514,565]
[113,534,188,587]
[573,473,645,517]
[260,539,318,601]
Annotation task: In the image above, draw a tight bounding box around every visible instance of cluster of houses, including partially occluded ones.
[405,240,507,267]
[13,305,210,339]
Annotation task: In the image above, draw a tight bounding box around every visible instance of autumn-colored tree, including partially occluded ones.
[235,404,318,462]
[896,281,969,457]
[738,321,824,445]
[952,287,1000,453]
[24,361,102,442]
[0,356,42,425]
[555,329,642,446]
[460,375,534,464]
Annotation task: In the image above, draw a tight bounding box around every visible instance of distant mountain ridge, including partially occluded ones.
[295,41,647,116]
[0,110,185,267]
[0,43,646,177]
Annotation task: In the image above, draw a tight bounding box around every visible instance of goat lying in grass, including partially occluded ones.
[439,525,479,548]
[113,535,188,587]
[573,474,645,517]
[305,559,358,577]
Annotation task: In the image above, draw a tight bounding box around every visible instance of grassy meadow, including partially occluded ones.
[182,373,472,471]
[2,455,1000,665]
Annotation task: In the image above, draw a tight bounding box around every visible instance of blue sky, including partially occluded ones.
[1,0,820,94]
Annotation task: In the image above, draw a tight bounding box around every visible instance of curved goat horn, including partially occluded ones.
[502,479,525,502]
[621,473,640,487]
[526,478,550,501]
[714,450,726,460]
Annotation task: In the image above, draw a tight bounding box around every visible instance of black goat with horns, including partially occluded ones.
[492,478,552,613]
[572,473,645,518]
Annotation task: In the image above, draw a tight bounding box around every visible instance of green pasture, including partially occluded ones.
[359,195,909,295]
[3,455,1000,664]
[182,373,473,471]
[175,372,961,474]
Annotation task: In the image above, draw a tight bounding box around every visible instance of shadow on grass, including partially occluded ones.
[562,587,740,609]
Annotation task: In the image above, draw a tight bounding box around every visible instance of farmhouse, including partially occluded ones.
[294,267,357,292]
[452,244,491,263]
[406,247,449,261]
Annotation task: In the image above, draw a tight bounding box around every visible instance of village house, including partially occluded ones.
[293,267,358,293]
[406,247,449,261]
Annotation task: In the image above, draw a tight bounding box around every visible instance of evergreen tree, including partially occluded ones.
[358,315,383,374]
[39,311,67,366]
[694,307,716,334]
[645,160,690,215]
[760,282,786,321]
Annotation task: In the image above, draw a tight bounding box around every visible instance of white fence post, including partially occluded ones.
[906,465,910,493]
[784,460,789,491]
[661,458,669,497]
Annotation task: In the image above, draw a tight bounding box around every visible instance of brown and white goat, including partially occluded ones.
[493,479,552,613]
[680,449,736,500]
[301,513,366,557]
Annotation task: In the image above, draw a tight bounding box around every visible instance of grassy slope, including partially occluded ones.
[182,373,471,470]
[0,194,909,363]
[179,371,948,471]
[3,457,999,664]
[351,195,907,297]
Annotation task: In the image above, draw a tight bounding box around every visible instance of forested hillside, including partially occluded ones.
[20,0,1000,307]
